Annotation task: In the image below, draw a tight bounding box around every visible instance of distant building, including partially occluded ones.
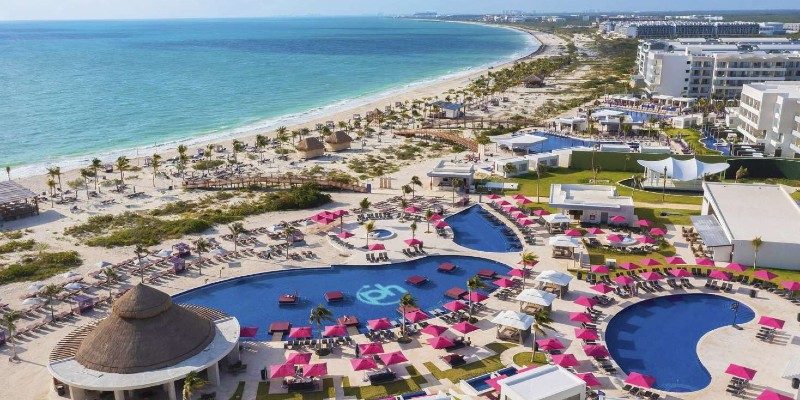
[426,160,474,191]
[736,82,800,158]
[609,20,759,39]
[430,101,465,119]
[295,137,325,159]
[759,22,786,36]
[412,12,437,19]
[524,74,545,88]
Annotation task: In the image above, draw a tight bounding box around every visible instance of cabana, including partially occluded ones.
[498,365,587,400]
[426,160,474,191]
[72,295,96,314]
[553,116,587,132]
[491,310,533,345]
[430,101,465,119]
[524,74,545,88]
[541,213,572,234]
[0,181,39,221]
[168,257,186,274]
[324,131,353,152]
[295,137,325,159]
[549,184,635,225]
[637,157,730,192]
[548,235,581,259]
[515,289,557,313]
[172,243,191,258]
[534,270,574,297]
[489,134,547,153]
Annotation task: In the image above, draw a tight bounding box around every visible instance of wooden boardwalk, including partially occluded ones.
[182,175,370,192]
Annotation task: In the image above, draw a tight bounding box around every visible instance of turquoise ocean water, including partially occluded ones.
[0,18,536,176]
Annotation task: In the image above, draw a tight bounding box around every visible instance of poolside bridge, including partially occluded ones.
[182,175,370,192]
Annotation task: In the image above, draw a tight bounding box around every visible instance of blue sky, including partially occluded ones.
[1,0,797,21]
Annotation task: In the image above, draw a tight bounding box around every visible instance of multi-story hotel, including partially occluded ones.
[608,21,759,39]
[734,82,800,158]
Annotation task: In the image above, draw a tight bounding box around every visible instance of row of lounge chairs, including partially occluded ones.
[756,326,776,342]
[481,206,525,250]
[329,234,355,250]
[366,252,389,263]
[621,385,660,399]
[726,377,749,396]
[402,247,425,258]
[705,279,734,292]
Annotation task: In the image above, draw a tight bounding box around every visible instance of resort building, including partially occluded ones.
[295,137,325,159]
[492,157,529,177]
[548,184,635,225]
[0,181,39,222]
[736,82,800,158]
[609,21,758,39]
[489,134,547,154]
[48,285,240,400]
[632,38,800,98]
[324,130,354,152]
[430,101,465,119]
[637,157,730,191]
[696,182,800,270]
[497,365,586,400]
[426,160,475,191]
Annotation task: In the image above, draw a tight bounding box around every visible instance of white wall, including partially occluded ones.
[731,240,800,271]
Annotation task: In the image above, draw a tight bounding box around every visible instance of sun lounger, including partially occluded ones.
[325,291,344,302]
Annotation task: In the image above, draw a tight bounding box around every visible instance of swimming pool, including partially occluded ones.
[173,255,506,340]
[596,108,667,124]
[370,229,396,240]
[447,205,521,253]
[466,366,518,392]
[527,132,598,153]
[605,294,754,392]
[700,136,731,156]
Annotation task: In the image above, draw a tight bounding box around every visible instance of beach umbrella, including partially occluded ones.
[517,198,533,205]
[574,296,598,308]
[665,256,686,265]
[434,221,449,228]
[502,206,519,213]
[576,372,602,387]
[332,209,349,217]
[493,277,516,288]
[518,218,535,226]
[582,344,610,358]
[61,271,81,279]
[569,312,594,323]
[669,268,692,278]
[286,352,313,365]
[22,297,45,306]
[637,236,657,244]
[587,227,604,235]
[625,372,656,388]
[288,327,313,339]
[695,257,715,266]
[368,243,385,251]
[536,338,564,351]
[508,268,526,278]
[590,283,614,294]
[379,351,408,366]
[404,206,421,213]
[758,316,785,330]
[649,228,666,236]
[618,262,640,270]
[510,211,527,219]
[427,335,455,349]
[613,275,636,286]
[239,326,259,339]
[337,231,355,239]
[155,249,173,258]
[709,270,731,281]
[512,194,527,200]
[210,248,228,255]
[367,318,393,331]
[95,261,112,268]
[518,259,538,267]
[725,363,757,380]
[757,390,794,400]
[466,291,489,303]
[429,214,443,221]
[302,362,328,378]
[420,324,448,336]
[574,328,600,340]
[451,321,478,334]
[443,300,467,312]
[565,229,583,237]
[358,342,384,355]
[552,354,581,368]
[404,309,430,323]
[318,216,336,225]
[496,200,511,206]
[640,271,664,281]
[533,209,550,216]
[637,219,653,227]
[610,215,626,223]
[64,282,83,291]
[780,281,800,291]
[754,270,778,281]
[487,194,501,199]
[322,325,347,337]
[350,357,377,371]
[269,363,296,378]
[404,238,423,247]
[590,265,609,274]
[26,282,44,292]
[606,234,623,243]
[639,258,661,266]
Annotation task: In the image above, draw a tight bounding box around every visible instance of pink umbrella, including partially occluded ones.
[404,238,423,246]
[637,236,657,244]
[517,198,534,205]
[493,277,517,288]
[323,325,347,337]
[639,258,661,266]
[552,354,581,367]
[434,221,449,228]
[709,270,731,281]
[427,335,455,349]
[337,231,355,239]
[625,372,656,388]
[640,271,664,281]
[452,321,478,334]
[575,328,600,340]
[351,357,377,371]
[569,312,594,323]
[610,215,626,223]
[606,234,623,243]
[590,283,614,294]
[240,326,259,338]
[404,309,430,323]
[754,270,778,281]
[725,363,757,380]
[758,316,785,330]
[649,227,666,236]
[519,218,535,226]
[510,211,527,219]
[487,194,502,199]
[637,219,653,227]
[358,342,384,355]
[669,268,693,278]
[286,352,312,365]
[288,327,313,339]
[613,275,636,286]
[781,281,800,290]
[502,206,519,213]
[587,227,604,235]
[429,214,443,221]
[368,243,385,251]
[421,324,448,336]
[695,257,715,266]
[404,206,421,213]
[318,216,336,225]
[536,338,564,351]
[496,200,511,206]
[333,209,349,217]
[367,318,393,330]
[665,256,686,265]
[269,363,297,378]
[466,291,489,303]
[443,300,467,312]
[508,268,526,278]
[758,390,794,400]
[533,209,550,216]
[618,262,640,270]
[379,351,408,366]
[590,265,610,274]
[512,194,527,200]
[565,229,583,237]
[486,374,508,392]
[518,259,539,267]
[583,344,610,358]
[574,296,598,308]
[576,372,602,387]
[302,362,328,378]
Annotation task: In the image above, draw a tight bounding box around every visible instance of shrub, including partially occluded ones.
[193,159,225,171]
[0,251,82,284]
[0,239,36,254]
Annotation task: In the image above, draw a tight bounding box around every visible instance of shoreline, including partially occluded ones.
[9,22,542,180]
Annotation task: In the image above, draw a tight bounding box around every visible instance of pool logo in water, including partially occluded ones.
[356,284,408,306]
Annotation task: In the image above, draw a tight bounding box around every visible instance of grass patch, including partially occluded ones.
[634,207,701,227]
[0,251,83,284]
[342,366,426,400]
[255,378,335,400]
[229,381,245,400]
[512,352,549,367]
[585,240,676,267]
[424,342,516,382]
[0,239,36,254]
[666,128,720,156]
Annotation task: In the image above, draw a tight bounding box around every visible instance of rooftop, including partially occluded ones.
[0,181,38,204]
[498,365,586,400]
[703,182,800,243]
[427,160,474,178]
[549,184,633,210]
[744,82,800,99]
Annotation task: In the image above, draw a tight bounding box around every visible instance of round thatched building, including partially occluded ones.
[324,131,353,152]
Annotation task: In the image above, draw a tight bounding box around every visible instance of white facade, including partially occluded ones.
[737,82,800,158]
[499,365,586,400]
[493,157,529,177]
[549,184,635,224]
[426,160,474,191]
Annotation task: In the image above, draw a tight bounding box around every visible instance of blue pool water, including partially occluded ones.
[596,108,667,123]
[447,205,521,252]
[527,132,598,153]
[371,229,394,238]
[466,367,519,392]
[700,136,731,156]
[605,294,754,392]
[174,255,506,340]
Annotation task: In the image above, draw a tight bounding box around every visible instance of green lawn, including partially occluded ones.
[512,352,549,367]
[342,366,426,400]
[666,128,721,156]
[255,378,336,400]
[423,342,516,382]
[229,382,245,400]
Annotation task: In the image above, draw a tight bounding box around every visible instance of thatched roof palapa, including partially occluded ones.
[296,137,325,151]
[325,131,353,144]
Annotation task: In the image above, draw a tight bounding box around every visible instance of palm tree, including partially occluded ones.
[424,210,434,233]
[364,220,375,248]
[150,153,162,186]
[308,304,334,341]
[47,166,63,201]
[232,140,245,164]
[401,184,412,199]
[5,165,10,181]
[103,267,119,301]
[205,144,215,160]
[42,284,63,323]
[79,168,93,199]
[519,251,538,287]
[451,178,464,204]
[194,238,210,275]
[115,156,130,189]
[91,158,103,193]
[751,236,763,270]
[134,244,149,283]
[255,134,268,162]
[466,275,487,322]
[410,221,417,239]
[409,176,422,199]
[46,178,56,207]
[359,197,371,214]
[182,371,208,400]
[534,162,548,203]
[177,145,190,177]
[284,226,299,260]
[529,309,556,363]
[276,126,288,150]
[617,115,625,135]
[2,311,23,361]
[398,292,418,339]
[735,166,748,183]
[228,222,245,252]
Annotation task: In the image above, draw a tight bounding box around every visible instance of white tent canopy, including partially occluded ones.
[535,270,574,287]
[548,236,581,248]
[490,134,547,150]
[491,310,534,330]
[637,157,730,182]
[542,214,571,224]
[515,289,557,306]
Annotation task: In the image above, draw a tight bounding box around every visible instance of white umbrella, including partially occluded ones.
[297,220,315,227]
[548,236,581,248]
[22,297,45,306]
[155,249,173,258]
[210,248,228,255]
[491,310,534,330]
[252,241,266,248]
[133,258,150,266]
[238,234,250,240]
[535,270,575,287]
[95,261,112,268]
[26,282,44,292]
[61,271,80,279]
[64,282,83,291]
[515,289,557,307]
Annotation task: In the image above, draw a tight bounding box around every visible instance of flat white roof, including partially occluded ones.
[427,160,475,178]
[499,365,585,400]
[489,134,548,148]
[549,184,633,210]
[703,182,800,243]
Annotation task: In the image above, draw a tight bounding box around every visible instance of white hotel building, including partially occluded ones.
[736,82,800,158]
[632,38,800,99]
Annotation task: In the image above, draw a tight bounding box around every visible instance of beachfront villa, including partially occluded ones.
[295,137,325,159]
[637,157,731,191]
[548,184,636,225]
[426,160,475,191]
[430,102,465,119]
[553,116,588,132]
[696,182,800,270]
[324,131,354,152]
